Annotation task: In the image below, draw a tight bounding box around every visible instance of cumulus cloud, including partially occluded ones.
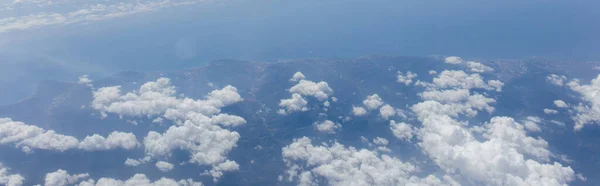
[279,93,309,115]
[397,71,417,85]
[389,120,414,141]
[79,132,138,151]
[362,94,383,110]
[521,116,542,132]
[466,61,494,73]
[289,80,334,101]
[0,0,204,33]
[314,120,341,134]
[410,69,575,185]
[547,74,568,86]
[0,163,24,186]
[565,75,600,130]
[352,106,367,116]
[379,104,396,120]
[155,161,174,172]
[444,56,463,64]
[93,78,243,120]
[281,137,457,186]
[544,109,559,115]
[554,100,568,108]
[290,72,306,82]
[432,70,503,92]
[92,78,246,180]
[44,169,89,186]
[78,74,93,87]
[428,70,437,75]
[77,174,202,186]
[201,160,240,182]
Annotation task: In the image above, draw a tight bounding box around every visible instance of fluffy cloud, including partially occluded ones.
[0,118,136,152]
[0,0,204,33]
[547,74,568,86]
[389,120,414,141]
[379,104,396,120]
[78,75,93,87]
[124,156,151,167]
[290,72,306,82]
[565,75,600,130]
[143,121,240,172]
[410,70,575,185]
[466,61,494,73]
[281,137,457,186]
[544,108,559,115]
[362,94,383,110]
[554,100,568,108]
[44,169,89,186]
[397,71,417,85]
[155,161,174,172]
[444,56,463,64]
[78,174,202,186]
[314,120,341,134]
[279,93,309,115]
[79,132,138,151]
[289,80,334,101]
[521,116,542,132]
[352,106,367,116]
[92,78,245,180]
[432,70,503,92]
[93,78,243,119]
[0,163,24,186]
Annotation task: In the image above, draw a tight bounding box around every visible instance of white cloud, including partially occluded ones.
[44,169,89,186]
[487,80,504,92]
[379,104,396,120]
[521,116,542,132]
[397,71,417,85]
[201,160,240,182]
[143,121,240,172]
[372,137,389,146]
[544,108,559,114]
[352,106,367,116]
[428,70,437,75]
[466,61,494,73]
[0,118,141,153]
[79,132,138,151]
[444,56,463,64]
[0,118,77,152]
[554,100,568,108]
[281,137,456,186]
[93,78,243,119]
[565,75,600,130]
[314,120,341,134]
[78,74,93,87]
[289,80,334,101]
[77,174,202,186]
[279,93,308,114]
[155,161,174,172]
[124,156,151,167]
[0,163,24,186]
[290,72,306,82]
[409,70,575,185]
[362,94,383,110]
[432,70,503,92]
[389,120,414,141]
[124,158,142,167]
[92,78,246,180]
[547,74,568,86]
[0,0,204,33]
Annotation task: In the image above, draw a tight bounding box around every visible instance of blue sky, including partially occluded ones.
[0,0,599,105]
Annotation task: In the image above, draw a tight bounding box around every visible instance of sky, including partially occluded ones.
[1,1,600,185]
